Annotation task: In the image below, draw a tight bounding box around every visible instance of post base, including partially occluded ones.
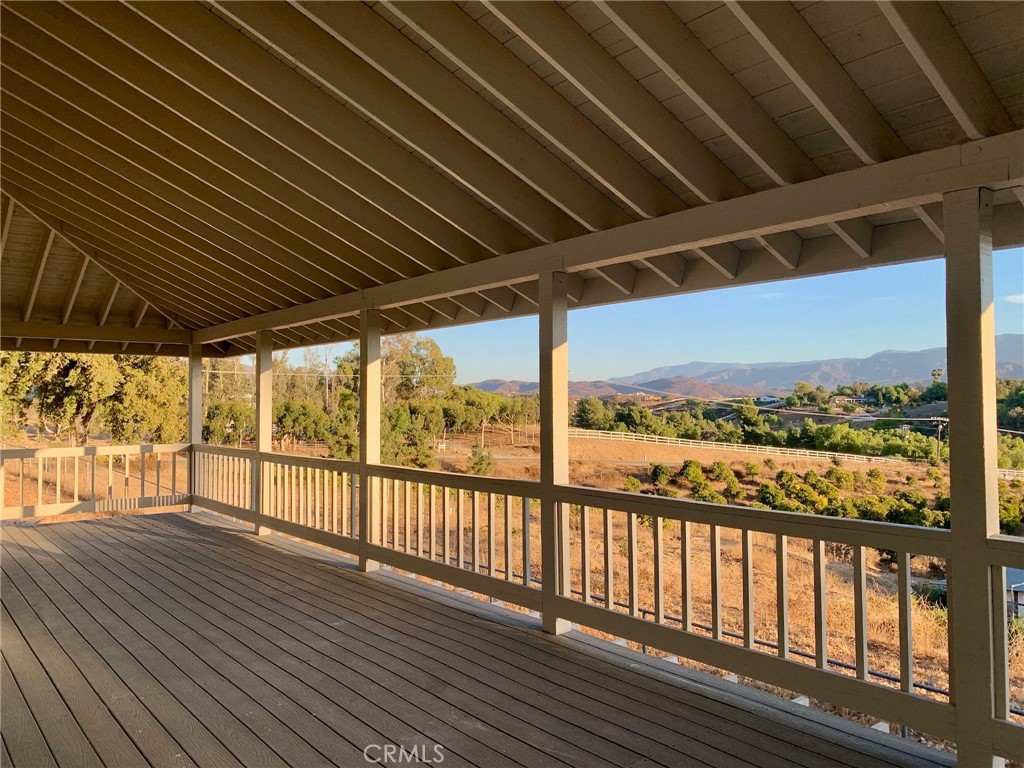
[543,615,571,635]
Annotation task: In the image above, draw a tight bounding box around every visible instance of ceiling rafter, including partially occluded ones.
[1,158,274,321]
[209,1,565,250]
[20,4,431,286]
[485,1,749,204]
[60,252,90,324]
[0,194,14,256]
[641,254,687,288]
[829,218,873,260]
[756,231,802,271]
[593,262,637,295]
[129,2,523,263]
[728,1,909,166]
[87,277,119,350]
[21,228,54,323]
[878,1,1014,141]
[6,181,233,327]
[599,0,820,188]
[386,0,681,220]
[296,1,628,237]
[693,244,740,279]
[1,122,312,312]
[5,319,190,345]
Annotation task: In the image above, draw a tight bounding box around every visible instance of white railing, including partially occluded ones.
[2,443,1020,762]
[0,443,190,519]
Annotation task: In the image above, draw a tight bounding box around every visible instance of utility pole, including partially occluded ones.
[934,418,947,464]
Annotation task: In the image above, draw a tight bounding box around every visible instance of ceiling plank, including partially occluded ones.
[693,243,740,279]
[21,229,55,322]
[757,231,803,270]
[728,1,909,165]
[60,252,90,324]
[387,0,680,220]
[878,1,1014,140]
[210,1,566,249]
[297,1,628,236]
[486,1,748,204]
[600,0,820,187]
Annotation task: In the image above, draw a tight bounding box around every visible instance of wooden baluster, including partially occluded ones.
[351,473,358,538]
[139,452,146,499]
[710,525,722,639]
[853,544,868,679]
[456,488,466,569]
[56,456,62,505]
[580,506,590,604]
[393,478,400,548]
[992,565,1010,721]
[154,452,161,500]
[681,521,692,631]
[487,493,496,577]
[628,511,638,617]
[776,534,789,658]
[416,484,424,555]
[333,472,340,534]
[340,472,349,535]
[19,458,25,507]
[471,491,479,569]
[504,495,513,581]
[429,485,437,561]
[604,508,614,609]
[107,454,113,501]
[315,467,322,529]
[813,539,827,669]
[123,454,130,499]
[74,455,80,503]
[897,550,913,690]
[653,514,664,623]
[442,487,451,566]
[170,451,176,497]
[742,529,754,648]
[521,497,531,586]
[404,482,412,553]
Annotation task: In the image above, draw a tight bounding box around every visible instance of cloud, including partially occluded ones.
[1003,294,1024,304]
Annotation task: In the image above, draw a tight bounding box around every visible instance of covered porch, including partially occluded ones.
[2,2,1023,765]
[1,511,954,768]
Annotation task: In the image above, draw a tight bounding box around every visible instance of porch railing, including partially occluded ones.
[1,442,1021,762]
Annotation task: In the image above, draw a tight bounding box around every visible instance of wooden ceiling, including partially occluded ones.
[1,1,1022,356]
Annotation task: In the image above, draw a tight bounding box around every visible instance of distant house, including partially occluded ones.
[1009,568,1024,618]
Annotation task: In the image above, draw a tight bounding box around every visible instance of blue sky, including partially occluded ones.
[303,248,1023,383]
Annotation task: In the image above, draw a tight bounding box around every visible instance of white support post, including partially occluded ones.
[539,271,570,635]
[944,187,1003,767]
[188,342,202,513]
[254,331,272,535]
[359,309,382,572]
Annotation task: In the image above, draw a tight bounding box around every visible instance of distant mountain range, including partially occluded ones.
[471,334,1024,399]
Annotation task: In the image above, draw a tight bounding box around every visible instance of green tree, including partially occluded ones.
[467,444,494,476]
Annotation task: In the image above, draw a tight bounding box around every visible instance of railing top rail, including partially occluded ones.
[557,484,952,558]
[191,444,255,458]
[371,463,540,497]
[260,451,359,474]
[0,443,189,460]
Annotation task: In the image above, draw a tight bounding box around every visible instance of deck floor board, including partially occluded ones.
[1,513,956,768]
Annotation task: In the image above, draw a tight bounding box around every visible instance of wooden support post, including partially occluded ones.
[539,271,570,635]
[187,342,202,513]
[359,308,382,572]
[944,187,1003,768]
[254,330,272,535]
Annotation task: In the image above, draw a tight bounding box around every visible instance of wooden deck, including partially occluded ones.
[0,512,955,768]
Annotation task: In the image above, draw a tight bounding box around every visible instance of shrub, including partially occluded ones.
[764,458,777,471]
[680,459,704,484]
[466,445,494,476]
[824,466,854,490]
[650,462,672,486]
[709,461,733,482]
[757,482,787,508]
[866,467,886,493]
[623,475,643,494]
[925,466,944,487]
[743,461,761,478]
[723,476,743,501]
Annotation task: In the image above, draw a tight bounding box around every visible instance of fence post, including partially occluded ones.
[254,330,272,535]
[539,272,570,634]
[359,309,382,572]
[944,187,1003,767]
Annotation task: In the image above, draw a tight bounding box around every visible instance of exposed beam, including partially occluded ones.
[729,1,908,165]
[693,243,740,279]
[210,1,565,249]
[449,293,487,319]
[192,130,1024,343]
[599,0,820,187]
[97,279,119,325]
[422,299,458,322]
[757,232,803,270]
[60,252,89,324]
[387,0,680,220]
[135,1,523,261]
[879,1,1014,140]
[22,228,54,322]
[0,195,14,257]
[829,218,874,260]
[298,1,628,236]
[486,1,748,204]
[912,203,944,244]
[479,286,518,313]
[565,274,586,304]
[3,320,190,345]
[642,254,688,288]
[1,337,191,357]
[124,300,149,351]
